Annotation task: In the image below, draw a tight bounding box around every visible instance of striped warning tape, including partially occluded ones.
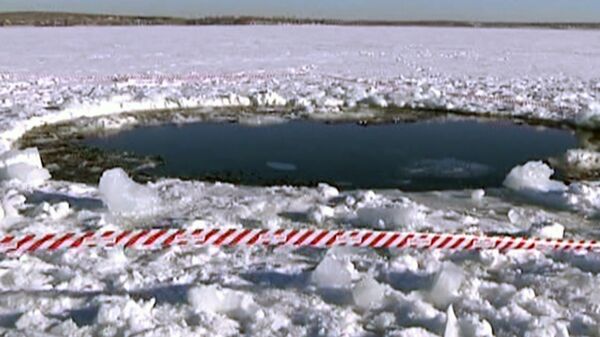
[1,228,599,256]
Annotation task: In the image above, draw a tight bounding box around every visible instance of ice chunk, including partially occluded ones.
[311,255,356,289]
[15,309,54,331]
[188,285,259,320]
[576,101,600,128]
[529,222,565,239]
[96,248,129,274]
[98,168,160,215]
[390,254,420,272]
[471,189,485,201]
[357,203,426,229]
[0,148,50,186]
[358,95,388,108]
[370,312,396,331]
[0,147,44,170]
[34,201,71,220]
[96,298,155,333]
[524,320,570,337]
[308,205,335,223]
[444,305,460,337]
[427,262,465,308]
[317,183,339,199]
[503,161,566,193]
[352,275,386,310]
[2,190,24,218]
[394,327,439,337]
[459,315,494,337]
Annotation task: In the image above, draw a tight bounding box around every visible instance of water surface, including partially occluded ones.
[85,120,577,190]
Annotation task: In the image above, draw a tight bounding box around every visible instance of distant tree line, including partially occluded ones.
[0,11,598,29]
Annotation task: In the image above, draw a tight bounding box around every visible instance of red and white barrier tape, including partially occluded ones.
[1,228,599,256]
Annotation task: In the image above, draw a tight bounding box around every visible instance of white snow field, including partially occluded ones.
[0,26,599,336]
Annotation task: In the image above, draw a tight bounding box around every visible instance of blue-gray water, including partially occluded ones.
[84,120,577,190]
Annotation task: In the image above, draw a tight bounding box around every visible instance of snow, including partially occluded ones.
[503,161,567,193]
[98,167,161,215]
[0,25,599,337]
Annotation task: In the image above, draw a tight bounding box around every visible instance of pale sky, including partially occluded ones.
[0,0,599,22]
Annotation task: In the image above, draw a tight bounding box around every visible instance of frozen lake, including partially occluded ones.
[85,119,576,190]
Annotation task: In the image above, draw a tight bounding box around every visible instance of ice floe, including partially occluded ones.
[98,167,161,215]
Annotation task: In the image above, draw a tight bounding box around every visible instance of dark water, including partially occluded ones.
[84,120,577,190]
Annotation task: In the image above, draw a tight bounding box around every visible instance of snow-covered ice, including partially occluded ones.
[0,25,599,337]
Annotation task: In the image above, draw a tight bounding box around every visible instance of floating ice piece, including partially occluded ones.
[311,255,357,289]
[503,161,566,193]
[427,262,465,308]
[405,158,490,179]
[357,203,427,229]
[0,148,50,186]
[266,161,297,171]
[352,276,386,310]
[188,285,259,320]
[529,222,565,239]
[444,305,460,337]
[98,168,160,215]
